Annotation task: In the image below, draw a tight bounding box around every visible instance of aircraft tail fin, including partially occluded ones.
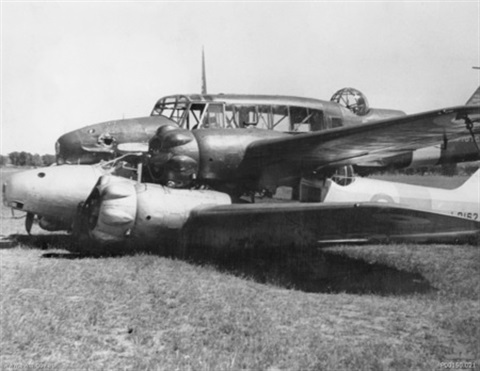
[465,86,480,106]
[201,47,207,94]
[456,168,480,193]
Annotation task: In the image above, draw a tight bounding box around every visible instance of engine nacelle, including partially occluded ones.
[82,175,231,250]
[148,125,200,187]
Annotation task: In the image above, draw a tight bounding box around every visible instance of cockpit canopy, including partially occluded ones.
[150,94,340,132]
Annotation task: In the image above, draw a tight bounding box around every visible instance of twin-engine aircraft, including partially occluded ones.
[73,172,480,255]
[55,88,406,165]
[55,86,480,174]
[3,101,480,251]
[3,160,479,255]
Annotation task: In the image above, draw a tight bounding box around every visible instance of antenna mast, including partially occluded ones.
[202,47,207,94]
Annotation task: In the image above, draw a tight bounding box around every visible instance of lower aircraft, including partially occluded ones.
[76,169,480,254]
[300,168,480,220]
[3,160,479,254]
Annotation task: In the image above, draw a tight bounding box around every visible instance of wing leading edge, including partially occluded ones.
[239,105,480,178]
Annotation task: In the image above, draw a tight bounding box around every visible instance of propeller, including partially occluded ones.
[148,125,200,187]
[25,212,34,235]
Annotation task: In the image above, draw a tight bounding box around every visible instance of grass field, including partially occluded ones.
[1,169,479,370]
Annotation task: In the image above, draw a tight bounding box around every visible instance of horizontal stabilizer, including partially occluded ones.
[466,87,480,106]
[457,168,480,192]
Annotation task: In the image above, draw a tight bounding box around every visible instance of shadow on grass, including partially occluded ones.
[190,248,435,296]
[1,234,99,259]
[2,233,434,295]
[1,233,72,250]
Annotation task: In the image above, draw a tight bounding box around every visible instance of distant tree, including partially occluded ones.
[32,154,43,167]
[8,151,54,167]
[441,163,457,176]
[41,154,56,166]
[0,155,8,166]
[8,151,20,166]
[18,151,33,166]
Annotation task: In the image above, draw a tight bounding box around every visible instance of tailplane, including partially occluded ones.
[456,168,480,193]
[466,86,480,106]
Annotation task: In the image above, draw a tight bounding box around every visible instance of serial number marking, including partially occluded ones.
[457,212,479,220]
[451,212,479,220]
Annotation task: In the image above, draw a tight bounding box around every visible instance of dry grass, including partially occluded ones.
[1,244,479,370]
[1,169,479,370]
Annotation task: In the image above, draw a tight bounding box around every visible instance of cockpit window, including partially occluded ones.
[150,95,327,132]
[257,106,271,129]
[290,107,325,132]
[189,103,206,129]
[201,103,224,128]
[290,107,310,132]
[225,105,239,128]
[237,106,258,127]
[271,106,289,131]
[151,96,190,125]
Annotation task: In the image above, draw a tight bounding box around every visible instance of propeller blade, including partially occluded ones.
[25,212,34,235]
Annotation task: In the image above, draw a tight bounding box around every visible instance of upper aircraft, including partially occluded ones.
[55,53,480,171]
[55,87,406,165]
[55,82,480,175]
[143,104,479,197]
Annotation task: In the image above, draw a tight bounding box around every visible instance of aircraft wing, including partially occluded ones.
[180,202,480,258]
[239,105,480,178]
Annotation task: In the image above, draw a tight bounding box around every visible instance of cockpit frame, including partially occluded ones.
[150,94,342,132]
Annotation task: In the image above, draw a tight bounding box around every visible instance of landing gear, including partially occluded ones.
[298,166,356,202]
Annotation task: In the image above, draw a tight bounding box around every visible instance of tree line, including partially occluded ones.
[1,151,477,176]
[0,152,56,167]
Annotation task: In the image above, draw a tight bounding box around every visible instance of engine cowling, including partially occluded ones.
[82,175,231,251]
[330,87,370,116]
[148,125,200,187]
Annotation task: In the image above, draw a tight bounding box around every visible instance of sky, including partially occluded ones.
[1,1,479,155]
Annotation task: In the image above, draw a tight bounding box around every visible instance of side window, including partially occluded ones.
[331,117,343,128]
[238,106,258,128]
[225,105,239,128]
[188,103,206,129]
[257,106,271,130]
[290,107,311,132]
[309,109,325,131]
[271,106,290,131]
[202,103,224,128]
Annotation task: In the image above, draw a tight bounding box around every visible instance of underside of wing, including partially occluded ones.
[239,105,480,178]
[179,202,480,258]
